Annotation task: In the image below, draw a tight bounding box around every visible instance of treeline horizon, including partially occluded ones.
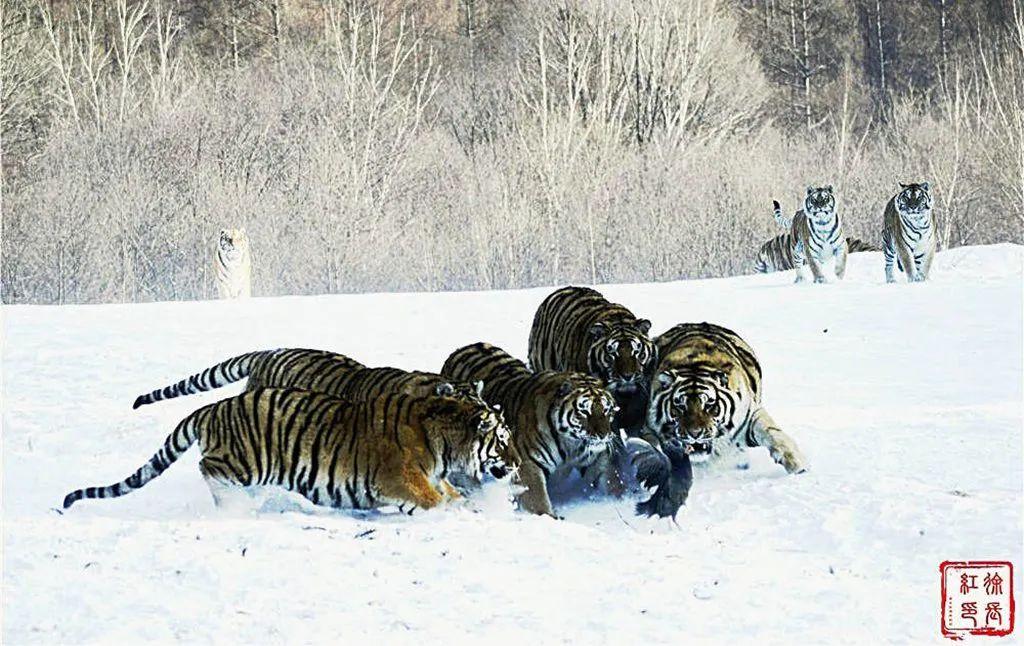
[2,0,1022,304]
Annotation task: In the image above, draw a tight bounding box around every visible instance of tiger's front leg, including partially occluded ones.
[883,235,897,283]
[745,407,807,474]
[792,241,812,284]
[514,460,558,517]
[380,463,445,514]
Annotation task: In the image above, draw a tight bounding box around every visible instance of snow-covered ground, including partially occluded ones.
[3,245,1022,644]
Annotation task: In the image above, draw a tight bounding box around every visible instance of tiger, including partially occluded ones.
[882,182,935,283]
[755,233,879,274]
[644,322,807,474]
[132,348,486,411]
[131,348,501,490]
[772,186,848,283]
[442,342,622,517]
[64,388,512,514]
[215,228,252,299]
[528,286,656,435]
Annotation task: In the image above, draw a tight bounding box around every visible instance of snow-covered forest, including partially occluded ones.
[3,0,1022,303]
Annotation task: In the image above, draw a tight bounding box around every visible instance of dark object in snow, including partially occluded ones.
[630,438,693,519]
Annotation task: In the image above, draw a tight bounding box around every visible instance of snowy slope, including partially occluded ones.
[3,245,1022,644]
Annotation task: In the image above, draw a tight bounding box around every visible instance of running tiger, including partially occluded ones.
[882,182,935,283]
[65,388,511,513]
[132,348,487,412]
[755,233,879,274]
[214,228,252,299]
[442,342,622,517]
[772,186,848,283]
[644,322,807,474]
[528,286,656,434]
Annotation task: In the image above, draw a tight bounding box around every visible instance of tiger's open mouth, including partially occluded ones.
[682,438,713,459]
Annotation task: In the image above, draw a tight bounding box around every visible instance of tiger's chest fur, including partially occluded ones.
[792,210,844,261]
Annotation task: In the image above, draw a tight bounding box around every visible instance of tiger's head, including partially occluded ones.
[550,377,618,449]
[218,228,249,262]
[896,182,931,217]
[646,367,736,461]
[586,319,656,396]
[804,186,836,225]
[425,394,513,479]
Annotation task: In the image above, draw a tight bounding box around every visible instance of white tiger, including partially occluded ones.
[772,186,848,284]
[214,228,252,299]
[882,182,935,283]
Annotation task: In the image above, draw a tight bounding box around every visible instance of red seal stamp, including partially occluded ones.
[941,561,1015,639]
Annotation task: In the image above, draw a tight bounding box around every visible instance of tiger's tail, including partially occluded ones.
[63,409,205,509]
[133,351,266,409]
[771,200,791,229]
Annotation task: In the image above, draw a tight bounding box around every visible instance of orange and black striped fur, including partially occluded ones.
[882,182,935,283]
[528,286,656,434]
[442,342,623,517]
[646,323,806,474]
[133,348,488,412]
[755,234,879,273]
[65,389,511,514]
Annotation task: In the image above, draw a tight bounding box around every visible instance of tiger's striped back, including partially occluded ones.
[214,228,252,299]
[442,342,621,516]
[133,348,486,411]
[66,388,511,513]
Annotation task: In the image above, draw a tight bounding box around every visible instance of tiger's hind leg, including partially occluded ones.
[200,458,255,513]
[744,407,807,474]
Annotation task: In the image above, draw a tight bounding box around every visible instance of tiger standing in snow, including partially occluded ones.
[64,388,512,514]
[755,233,878,274]
[442,342,623,517]
[771,186,848,283]
[214,228,252,299]
[528,286,657,434]
[882,182,935,283]
[644,322,807,475]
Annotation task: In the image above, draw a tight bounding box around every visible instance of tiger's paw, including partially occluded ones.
[772,446,808,474]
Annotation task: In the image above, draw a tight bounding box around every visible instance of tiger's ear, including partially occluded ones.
[806,186,814,195]
[921,182,929,191]
[435,382,455,397]
[557,380,574,398]
[899,182,909,189]
[825,185,833,192]
[474,380,484,396]
[588,322,607,340]
[636,319,652,335]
